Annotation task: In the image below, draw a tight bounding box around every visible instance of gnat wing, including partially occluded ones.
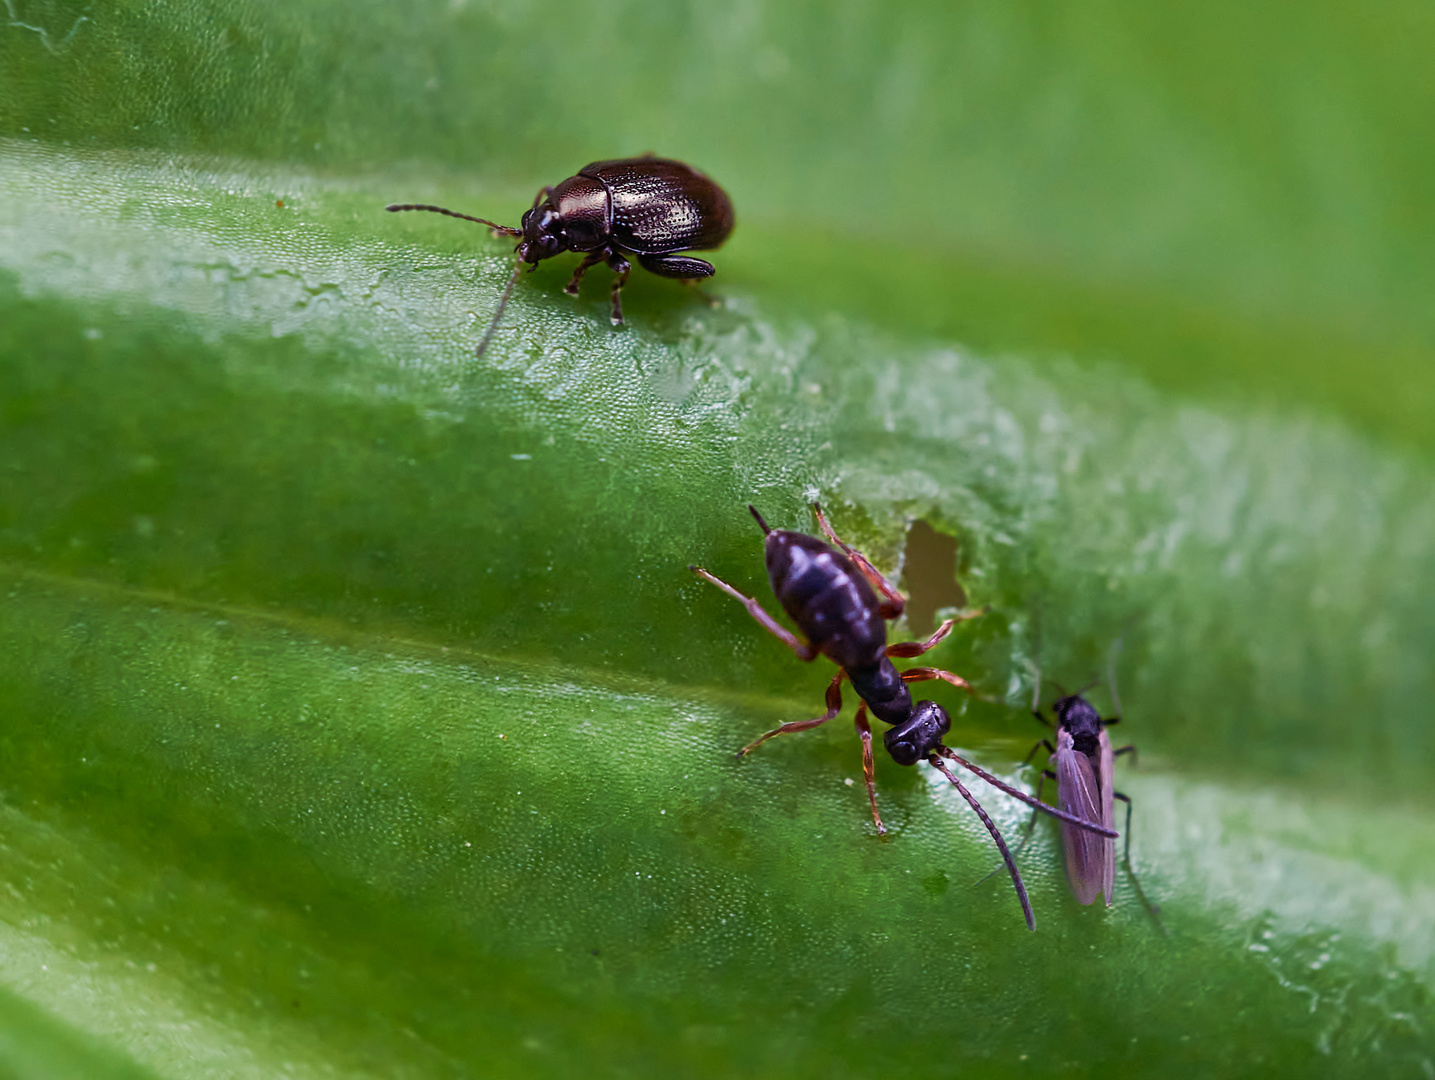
[1056,728,1111,906]
[1098,728,1116,907]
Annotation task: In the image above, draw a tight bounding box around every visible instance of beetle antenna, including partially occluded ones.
[928,755,1035,931]
[386,203,523,237]
[932,746,1117,837]
[475,261,524,359]
[748,506,772,535]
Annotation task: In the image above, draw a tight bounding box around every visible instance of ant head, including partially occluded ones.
[883,700,951,767]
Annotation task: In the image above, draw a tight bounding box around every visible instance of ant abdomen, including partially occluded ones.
[763,529,887,668]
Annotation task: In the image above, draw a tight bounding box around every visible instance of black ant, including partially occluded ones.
[691,505,1117,929]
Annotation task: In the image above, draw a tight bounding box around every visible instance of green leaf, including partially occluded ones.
[3,1,1435,1076]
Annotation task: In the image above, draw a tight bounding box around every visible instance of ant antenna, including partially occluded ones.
[927,745,1117,929]
[932,746,1115,837]
[928,754,1034,931]
[748,506,772,535]
[385,203,522,236]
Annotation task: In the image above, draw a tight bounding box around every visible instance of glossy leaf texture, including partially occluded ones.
[2,1,1435,1077]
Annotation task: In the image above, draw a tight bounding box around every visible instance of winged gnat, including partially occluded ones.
[1054,718,1116,905]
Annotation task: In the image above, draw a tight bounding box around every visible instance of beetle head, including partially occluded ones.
[883,699,951,767]
[517,205,567,264]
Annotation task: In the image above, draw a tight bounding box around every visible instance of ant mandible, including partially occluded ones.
[690,504,1117,930]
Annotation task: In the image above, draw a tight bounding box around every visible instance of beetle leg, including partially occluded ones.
[606,252,631,325]
[688,566,818,661]
[682,278,722,308]
[563,252,605,297]
[530,185,554,210]
[811,504,907,619]
[852,705,888,838]
[636,252,716,279]
[736,670,846,759]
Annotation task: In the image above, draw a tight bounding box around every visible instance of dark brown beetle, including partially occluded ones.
[387,155,734,355]
[691,505,1118,930]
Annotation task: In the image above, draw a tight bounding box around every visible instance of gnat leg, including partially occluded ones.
[1114,790,1134,864]
[564,252,606,296]
[852,705,887,838]
[1113,743,1137,765]
[607,252,631,325]
[689,566,817,661]
[1111,790,1164,930]
[737,670,845,759]
[1008,766,1057,859]
[811,503,906,619]
[1022,738,1057,768]
[928,754,1035,931]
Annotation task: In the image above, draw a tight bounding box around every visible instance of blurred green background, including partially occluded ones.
[1,1,1432,1077]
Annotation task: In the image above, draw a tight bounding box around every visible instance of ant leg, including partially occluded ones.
[737,670,845,758]
[885,605,987,659]
[887,618,955,657]
[927,754,1035,931]
[899,666,976,696]
[852,705,887,837]
[689,566,818,661]
[811,503,906,620]
[607,252,631,325]
[563,252,605,296]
